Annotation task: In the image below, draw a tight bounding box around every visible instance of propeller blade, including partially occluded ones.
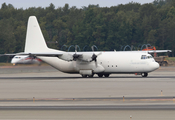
[72,45,78,61]
[96,52,102,56]
[75,45,77,53]
[95,61,97,67]
[91,46,94,52]
[89,52,102,67]
[91,54,97,62]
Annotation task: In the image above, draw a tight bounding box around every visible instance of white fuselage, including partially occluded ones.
[11,55,41,65]
[38,51,159,74]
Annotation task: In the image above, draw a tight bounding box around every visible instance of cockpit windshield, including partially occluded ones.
[147,56,153,59]
[15,57,21,59]
[141,55,153,59]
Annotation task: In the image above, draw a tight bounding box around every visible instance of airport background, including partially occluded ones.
[0,1,175,119]
[0,0,175,62]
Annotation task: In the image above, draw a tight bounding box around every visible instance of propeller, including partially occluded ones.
[91,54,97,62]
[73,53,79,61]
[90,45,101,67]
[72,45,79,61]
[72,45,79,68]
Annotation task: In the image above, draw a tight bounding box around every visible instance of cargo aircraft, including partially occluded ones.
[2,16,172,77]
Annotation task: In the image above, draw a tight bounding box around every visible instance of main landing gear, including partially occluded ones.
[141,72,148,77]
[82,73,148,78]
[98,74,110,78]
[82,74,94,78]
[81,74,110,78]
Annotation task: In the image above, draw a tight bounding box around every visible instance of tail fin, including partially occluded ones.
[24,16,49,53]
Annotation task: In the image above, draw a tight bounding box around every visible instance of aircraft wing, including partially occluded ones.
[0,52,84,62]
[22,52,84,62]
[147,50,172,53]
[0,54,17,56]
[17,52,63,57]
[0,54,15,56]
[1,52,63,57]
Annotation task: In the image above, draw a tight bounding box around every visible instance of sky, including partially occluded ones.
[1,0,154,9]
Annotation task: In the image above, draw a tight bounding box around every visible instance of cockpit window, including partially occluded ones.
[148,56,153,59]
[141,55,147,59]
[15,57,21,59]
[141,55,153,59]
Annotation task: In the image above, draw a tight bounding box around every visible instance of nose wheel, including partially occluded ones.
[142,73,148,77]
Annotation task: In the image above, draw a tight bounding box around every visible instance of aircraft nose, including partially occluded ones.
[11,58,17,64]
[152,62,159,70]
[11,59,15,63]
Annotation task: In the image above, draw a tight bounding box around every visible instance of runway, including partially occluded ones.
[0,65,175,119]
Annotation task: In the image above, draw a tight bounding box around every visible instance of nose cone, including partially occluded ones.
[11,59,16,64]
[151,62,159,71]
[11,58,18,64]
[155,62,160,69]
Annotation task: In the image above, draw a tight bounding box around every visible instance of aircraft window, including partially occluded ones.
[112,65,113,67]
[108,65,109,67]
[116,65,117,67]
[141,55,147,59]
[148,56,153,59]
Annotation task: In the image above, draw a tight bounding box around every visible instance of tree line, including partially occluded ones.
[0,0,175,62]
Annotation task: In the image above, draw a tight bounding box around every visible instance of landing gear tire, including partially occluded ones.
[88,74,94,78]
[142,73,148,77]
[82,75,88,78]
[104,74,110,77]
[98,74,103,78]
[82,74,94,78]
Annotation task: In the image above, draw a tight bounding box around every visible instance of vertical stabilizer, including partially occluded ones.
[24,16,49,53]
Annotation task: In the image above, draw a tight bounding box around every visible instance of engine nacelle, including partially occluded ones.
[58,53,73,61]
[80,54,93,62]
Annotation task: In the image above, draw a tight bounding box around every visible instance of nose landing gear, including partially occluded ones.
[142,72,148,77]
